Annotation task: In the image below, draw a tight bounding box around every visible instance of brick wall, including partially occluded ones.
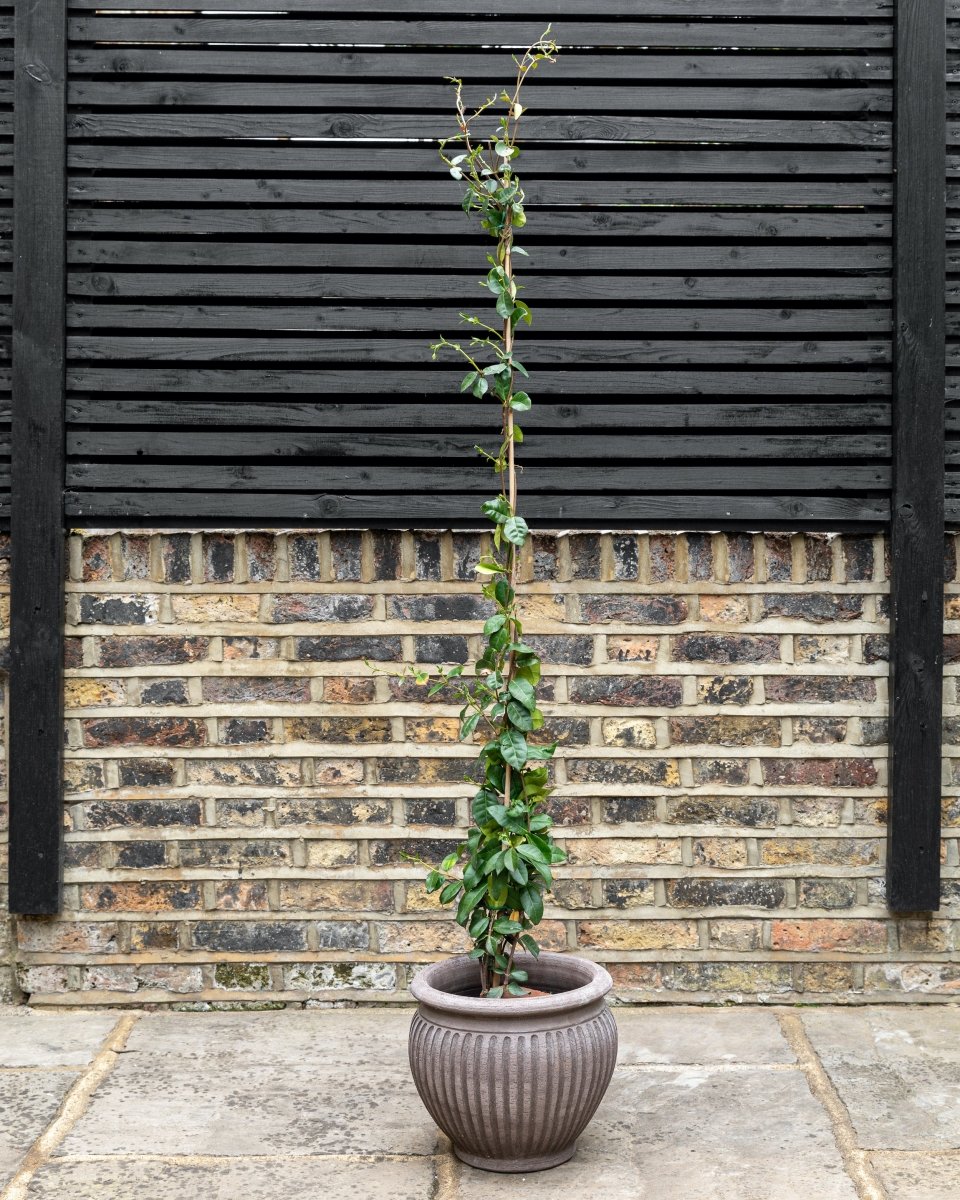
[6,529,960,1005]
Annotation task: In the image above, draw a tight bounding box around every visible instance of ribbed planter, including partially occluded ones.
[408,951,618,1173]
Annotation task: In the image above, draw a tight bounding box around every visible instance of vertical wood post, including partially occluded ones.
[10,0,68,913]
[888,0,947,912]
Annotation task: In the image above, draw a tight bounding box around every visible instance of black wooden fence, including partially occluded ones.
[7,2,948,914]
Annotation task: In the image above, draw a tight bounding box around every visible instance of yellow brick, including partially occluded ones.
[171,594,260,623]
[564,838,682,866]
[601,718,657,749]
[699,595,750,624]
[64,678,127,708]
[577,919,699,950]
[692,838,748,869]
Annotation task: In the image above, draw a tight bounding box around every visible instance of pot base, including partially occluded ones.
[454,1143,577,1174]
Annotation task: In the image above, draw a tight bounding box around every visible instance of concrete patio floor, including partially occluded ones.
[0,1004,958,1199]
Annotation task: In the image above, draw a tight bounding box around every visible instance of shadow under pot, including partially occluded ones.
[408,951,618,1173]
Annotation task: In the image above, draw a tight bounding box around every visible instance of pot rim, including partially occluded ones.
[409,950,612,1017]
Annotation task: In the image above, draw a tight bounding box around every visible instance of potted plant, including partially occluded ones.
[403,30,618,1174]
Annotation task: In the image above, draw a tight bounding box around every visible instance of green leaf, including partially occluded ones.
[483,613,506,635]
[457,885,486,926]
[459,711,481,741]
[469,911,489,939]
[500,729,529,769]
[507,983,529,996]
[504,847,529,885]
[526,741,557,760]
[506,700,533,731]
[485,986,504,999]
[517,842,547,866]
[486,267,504,294]
[503,515,528,547]
[425,871,444,892]
[529,813,553,831]
[473,375,489,398]
[439,879,462,904]
[441,853,458,871]
[495,291,514,319]
[492,918,523,935]
[520,934,541,957]
[460,371,478,393]
[494,140,513,157]
[486,803,509,827]
[520,885,544,924]
[510,391,531,412]
[509,969,529,983]
[494,579,514,607]
[507,677,536,711]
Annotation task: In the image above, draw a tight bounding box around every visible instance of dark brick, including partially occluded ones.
[603,879,656,908]
[863,634,889,664]
[275,798,391,825]
[222,637,281,661]
[64,843,103,869]
[533,717,591,747]
[116,842,166,869]
[330,531,363,581]
[130,923,179,951]
[179,840,289,867]
[202,677,310,704]
[188,759,303,787]
[546,796,592,826]
[761,758,878,787]
[686,533,713,581]
[697,676,754,705]
[552,880,597,909]
[388,594,490,621]
[569,533,602,580]
[794,717,847,744]
[451,533,482,581]
[83,717,207,748]
[669,716,780,747]
[65,638,83,669]
[691,758,750,786]
[370,530,403,581]
[295,635,401,662]
[98,636,209,668]
[648,534,676,583]
[83,800,203,829]
[761,593,862,622]
[612,535,639,582]
[140,679,189,706]
[842,535,874,582]
[192,921,308,952]
[414,532,442,581]
[376,757,479,785]
[602,797,658,823]
[668,879,786,908]
[414,635,469,663]
[568,757,678,786]
[404,799,458,826]
[81,535,112,582]
[323,677,375,703]
[763,534,793,582]
[83,882,198,911]
[724,533,755,583]
[800,879,857,909]
[579,595,688,625]
[764,676,875,704]
[523,635,594,666]
[219,718,271,745]
[368,838,460,866]
[79,595,157,625]
[861,717,889,746]
[316,921,370,950]
[877,594,890,619]
[946,534,958,584]
[215,798,267,826]
[117,759,175,787]
[203,533,234,582]
[666,795,779,827]
[245,533,276,582]
[532,533,559,581]
[945,635,960,665]
[671,633,779,664]
[271,594,373,623]
[285,717,391,743]
[669,962,793,993]
[161,534,192,583]
[288,534,321,581]
[803,534,834,582]
[569,675,683,707]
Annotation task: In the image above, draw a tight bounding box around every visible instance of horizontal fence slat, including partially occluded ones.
[65,398,890,430]
[67,1,895,15]
[66,368,892,397]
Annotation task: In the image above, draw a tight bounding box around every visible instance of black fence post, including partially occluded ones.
[10,0,68,913]
[888,0,947,912]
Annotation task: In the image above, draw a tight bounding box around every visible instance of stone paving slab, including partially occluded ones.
[0,1073,79,1179]
[614,1007,795,1065]
[871,1153,960,1199]
[800,1006,960,1150]
[56,1059,436,1158]
[0,1010,116,1067]
[24,1156,436,1200]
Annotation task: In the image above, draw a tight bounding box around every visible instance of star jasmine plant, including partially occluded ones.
[407,31,564,999]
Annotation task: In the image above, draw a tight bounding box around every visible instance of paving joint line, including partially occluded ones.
[432,1132,461,1200]
[0,1012,141,1200]
[776,1009,888,1200]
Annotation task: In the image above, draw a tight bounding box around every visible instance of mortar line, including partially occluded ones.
[50,1151,444,1165]
[0,1013,141,1200]
[776,1010,888,1200]
[432,1133,461,1200]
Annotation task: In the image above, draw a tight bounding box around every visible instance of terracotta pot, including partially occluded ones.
[408,951,618,1173]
